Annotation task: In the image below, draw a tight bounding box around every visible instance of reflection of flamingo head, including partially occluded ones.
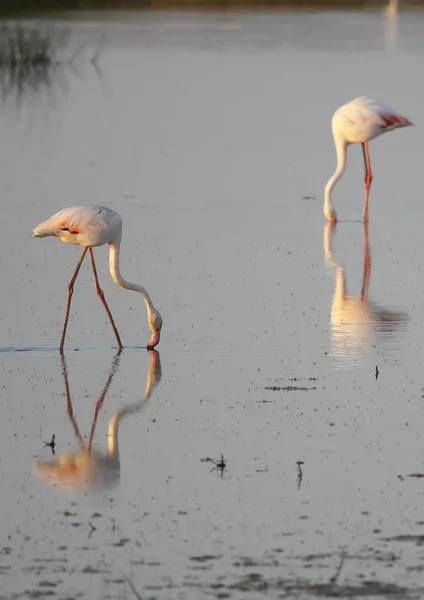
[32,451,113,492]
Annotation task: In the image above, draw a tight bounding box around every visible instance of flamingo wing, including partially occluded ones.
[336,97,412,142]
[351,97,412,130]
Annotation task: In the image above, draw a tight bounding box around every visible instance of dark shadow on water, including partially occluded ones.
[229,575,415,597]
[0,22,103,110]
[0,345,145,353]
[0,0,398,13]
[32,349,162,493]
[219,549,422,598]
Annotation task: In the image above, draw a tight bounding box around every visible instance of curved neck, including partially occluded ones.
[324,135,347,219]
[109,239,155,315]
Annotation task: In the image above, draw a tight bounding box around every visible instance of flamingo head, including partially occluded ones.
[147,308,163,350]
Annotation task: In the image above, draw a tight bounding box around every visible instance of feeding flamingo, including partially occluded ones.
[32,205,162,353]
[324,96,412,223]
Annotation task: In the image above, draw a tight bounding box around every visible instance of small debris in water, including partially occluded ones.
[88,521,96,538]
[124,575,144,599]
[264,385,316,392]
[112,538,130,547]
[375,366,379,380]
[201,454,227,477]
[296,461,304,489]
[190,555,221,562]
[383,534,424,544]
[329,552,345,585]
[43,434,56,454]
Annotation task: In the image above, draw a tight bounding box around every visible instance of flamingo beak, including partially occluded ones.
[147,329,160,350]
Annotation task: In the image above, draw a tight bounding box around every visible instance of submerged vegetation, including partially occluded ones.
[0,23,68,104]
[0,22,101,106]
[0,22,66,68]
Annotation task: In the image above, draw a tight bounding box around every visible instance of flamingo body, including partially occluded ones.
[332,97,411,144]
[32,204,162,352]
[32,205,122,248]
[324,97,412,223]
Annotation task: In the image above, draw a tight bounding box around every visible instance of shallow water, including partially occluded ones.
[1,8,424,600]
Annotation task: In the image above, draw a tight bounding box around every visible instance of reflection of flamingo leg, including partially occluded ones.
[87,351,122,452]
[361,222,371,303]
[61,355,85,449]
[61,352,122,452]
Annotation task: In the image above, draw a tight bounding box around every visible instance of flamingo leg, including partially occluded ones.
[60,247,88,354]
[362,142,373,222]
[88,248,123,350]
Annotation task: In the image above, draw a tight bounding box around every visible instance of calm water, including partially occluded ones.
[1,9,424,600]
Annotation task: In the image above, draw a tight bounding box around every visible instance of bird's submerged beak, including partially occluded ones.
[147,328,161,350]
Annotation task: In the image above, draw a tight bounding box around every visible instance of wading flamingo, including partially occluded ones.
[32,205,162,352]
[324,97,412,223]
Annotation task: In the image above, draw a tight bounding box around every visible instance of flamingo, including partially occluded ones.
[31,205,162,352]
[324,96,412,223]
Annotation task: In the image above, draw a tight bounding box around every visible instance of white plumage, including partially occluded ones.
[324,96,412,223]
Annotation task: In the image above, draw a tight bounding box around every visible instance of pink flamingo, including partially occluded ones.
[324,96,412,223]
[32,205,162,353]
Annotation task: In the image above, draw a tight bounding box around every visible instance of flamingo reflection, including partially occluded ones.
[324,222,408,368]
[384,0,399,53]
[33,350,161,492]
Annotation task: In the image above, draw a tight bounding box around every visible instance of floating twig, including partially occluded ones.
[43,434,56,454]
[296,460,304,490]
[329,552,345,586]
[88,521,96,539]
[201,454,227,477]
[124,575,144,600]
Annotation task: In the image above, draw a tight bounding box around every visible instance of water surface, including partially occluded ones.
[1,8,424,599]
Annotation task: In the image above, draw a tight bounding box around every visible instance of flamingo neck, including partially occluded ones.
[324,135,347,220]
[109,239,155,316]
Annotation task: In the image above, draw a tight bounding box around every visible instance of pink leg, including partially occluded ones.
[89,248,123,350]
[362,142,373,222]
[60,247,88,354]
